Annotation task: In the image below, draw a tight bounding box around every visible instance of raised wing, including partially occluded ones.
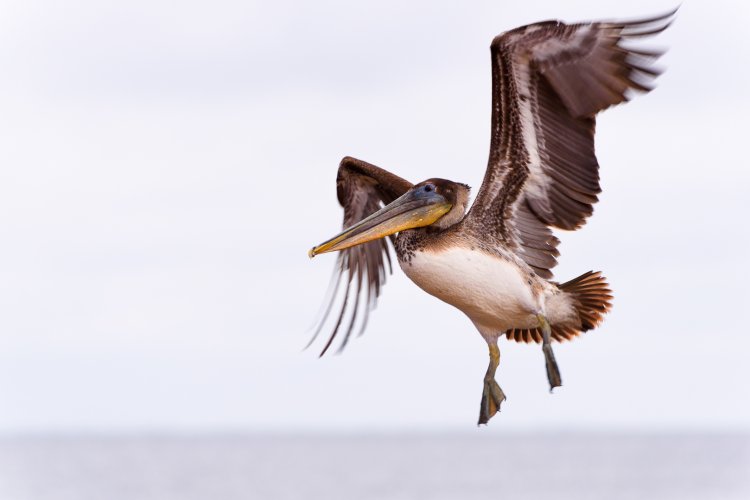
[463,10,675,278]
[309,156,413,355]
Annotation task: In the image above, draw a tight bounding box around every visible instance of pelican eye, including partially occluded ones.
[424,184,434,192]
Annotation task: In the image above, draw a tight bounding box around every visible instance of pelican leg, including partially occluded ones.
[538,314,562,391]
[477,342,506,425]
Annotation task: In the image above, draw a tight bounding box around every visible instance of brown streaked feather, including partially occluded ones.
[506,319,596,343]
[463,9,674,278]
[309,157,412,355]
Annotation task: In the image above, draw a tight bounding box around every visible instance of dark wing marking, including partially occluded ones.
[463,9,675,278]
[309,156,413,356]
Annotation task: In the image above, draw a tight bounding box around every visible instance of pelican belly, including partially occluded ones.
[400,247,540,331]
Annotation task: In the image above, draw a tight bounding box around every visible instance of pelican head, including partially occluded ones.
[309,178,470,257]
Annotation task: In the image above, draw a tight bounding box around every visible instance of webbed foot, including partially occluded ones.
[477,342,507,425]
[478,377,506,425]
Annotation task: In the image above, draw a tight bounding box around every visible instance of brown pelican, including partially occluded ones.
[308,10,674,425]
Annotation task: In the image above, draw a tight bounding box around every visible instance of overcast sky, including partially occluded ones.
[0,0,748,433]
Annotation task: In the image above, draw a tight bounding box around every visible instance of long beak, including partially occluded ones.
[309,188,452,258]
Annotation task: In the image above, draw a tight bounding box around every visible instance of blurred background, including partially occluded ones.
[0,0,748,498]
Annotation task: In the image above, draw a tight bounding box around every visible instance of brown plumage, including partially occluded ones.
[311,10,672,354]
[463,10,674,278]
[308,10,673,423]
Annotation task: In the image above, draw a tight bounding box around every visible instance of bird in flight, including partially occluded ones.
[308,10,675,425]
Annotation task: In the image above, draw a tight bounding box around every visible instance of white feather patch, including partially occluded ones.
[513,56,546,201]
[400,247,541,332]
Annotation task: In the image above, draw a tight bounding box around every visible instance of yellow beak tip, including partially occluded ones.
[308,247,317,259]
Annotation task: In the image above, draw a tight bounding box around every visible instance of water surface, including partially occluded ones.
[0,433,747,500]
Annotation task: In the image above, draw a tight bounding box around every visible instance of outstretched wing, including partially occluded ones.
[463,10,675,278]
[309,156,413,355]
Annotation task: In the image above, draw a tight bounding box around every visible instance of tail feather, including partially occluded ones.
[506,271,613,343]
[559,271,613,332]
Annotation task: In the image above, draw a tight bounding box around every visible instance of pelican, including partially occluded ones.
[308,10,674,425]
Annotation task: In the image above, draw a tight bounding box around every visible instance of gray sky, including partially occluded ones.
[0,0,748,433]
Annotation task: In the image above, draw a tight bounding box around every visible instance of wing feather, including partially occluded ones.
[310,157,412,355]
[463,9,674,277]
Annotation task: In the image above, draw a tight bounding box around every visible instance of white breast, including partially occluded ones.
[399,247,541,331]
